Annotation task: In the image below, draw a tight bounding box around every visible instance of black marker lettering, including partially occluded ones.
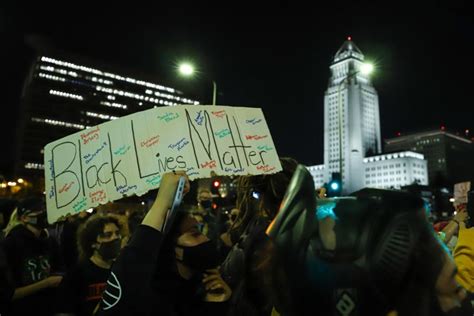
[78,140,85,197]
[176,155,187,169]
[259,151,267,165]
[223,151,237,168]
[248,151,261,165]
[185,109,220,169]
[166,157,176,170]
[97,162,111,185]
[86,165,98,189]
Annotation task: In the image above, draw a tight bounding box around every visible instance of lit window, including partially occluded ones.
[49,89,83,101]
[25,162,45,170]
[31,117,86,129]
[86,112,118,121]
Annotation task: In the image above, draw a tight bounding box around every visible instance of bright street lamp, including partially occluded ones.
[360,63,374,75]
[337,62,374,191]
[178,62,217,106]
[178,63,194,76]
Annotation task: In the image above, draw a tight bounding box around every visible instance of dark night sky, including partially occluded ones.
[1,3,473,175]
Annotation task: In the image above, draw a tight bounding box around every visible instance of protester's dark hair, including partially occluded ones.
[77,214,121,262]
[231,157,298,237]
[217,158,298,316]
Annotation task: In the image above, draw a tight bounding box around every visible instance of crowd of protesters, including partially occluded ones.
[0,157,473,315]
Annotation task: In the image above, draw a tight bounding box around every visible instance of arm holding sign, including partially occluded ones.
[142,171,190,231]
[97,172,189,316]
[441,205,468,245]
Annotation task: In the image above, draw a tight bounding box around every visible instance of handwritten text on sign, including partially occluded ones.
[44,105,281,223]
[454,181,471,206]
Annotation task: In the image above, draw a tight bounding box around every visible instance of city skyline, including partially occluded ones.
[1,5,473,176]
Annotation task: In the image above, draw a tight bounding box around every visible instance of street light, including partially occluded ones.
[178,62,217,106]
[337,62,374,191]
[178,63,194,76]
[360,63,374,75]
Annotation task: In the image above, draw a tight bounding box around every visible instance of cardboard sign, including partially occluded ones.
[44,105,281,223]
[454,181,471,206]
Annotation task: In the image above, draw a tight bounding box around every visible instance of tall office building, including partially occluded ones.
[323,38,382,193]
[385,130,474,185]
[309,39,428,192]
[16,54,200,180]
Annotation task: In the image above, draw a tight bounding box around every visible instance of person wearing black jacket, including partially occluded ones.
[2,196,64,315]
[97,172,232,316]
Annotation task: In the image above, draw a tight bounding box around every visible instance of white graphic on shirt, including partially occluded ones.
[101,271,122,310]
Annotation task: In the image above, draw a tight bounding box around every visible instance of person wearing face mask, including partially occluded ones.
[1,196,64,315]
[96,172,232,316]
[149,211,231,315]
[196,188,220,241]
[55,214,122,316]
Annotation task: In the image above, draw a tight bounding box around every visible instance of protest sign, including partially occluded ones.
[44,105,281,223]
[453,181,471,206]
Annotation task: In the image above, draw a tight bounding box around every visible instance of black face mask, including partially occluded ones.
[97,238,122,261]
[177,239,221,271]
[26,212,49,229]
[200,200,212,210]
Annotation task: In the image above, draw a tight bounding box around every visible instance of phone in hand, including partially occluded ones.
[162,176,186,235]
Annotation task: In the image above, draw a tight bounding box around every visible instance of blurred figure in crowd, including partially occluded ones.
[194,188,219,240]
[2,196,64,315]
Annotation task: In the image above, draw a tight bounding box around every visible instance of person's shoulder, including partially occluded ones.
[4,225,28,243]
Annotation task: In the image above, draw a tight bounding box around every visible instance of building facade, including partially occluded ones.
[363,152,428,189]
[308,39,428,193]
[16,55,200,179]
[385,130,474,185]
[308,164,325,189]
[323,39,382,193]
